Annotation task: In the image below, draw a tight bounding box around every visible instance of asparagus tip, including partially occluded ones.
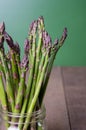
[24,38,30,54]
[14,42,20,54]
[0,36,4,47]
[38,16,44,29]
[54,38,59,46]
[21,55,29,70]
[29,20,38,35]
[0,21,5,34]
[63,27,67,39]
[43,30,52,48]
[4,31,14,49]
[59,27,67,45]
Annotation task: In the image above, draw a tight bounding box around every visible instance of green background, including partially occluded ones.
[0,0,86,66]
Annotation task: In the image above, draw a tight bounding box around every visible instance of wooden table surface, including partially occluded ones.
[44,67,86,130]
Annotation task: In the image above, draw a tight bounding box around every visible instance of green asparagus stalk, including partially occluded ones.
[0,23,6,79]
[39,51,56,106]
[6,51,14,85]
[0,23,15,112]
[31,17,44,91]
[0,53,9,129]
[12,55,28,116]
[39,28,67,105]
[18,21,37,129]
[34,56,46,130]
[0,71,7,111]
[23,53,49,130]
[0,22,4,48]
[0,55,15,112]
[25,21,37,101]
[35,28,52,94]
[4,31,19,91]
[26,20,37,93]
[24,22,36,108]
[0,60,6,80]
[0,49,15,112]
[18,39,30,129]
[27,17,45,112]
[38,46,58,105]
[36,50,45,85]
[28,22,33,59]
[0,71,9,128]
[26,17,45,118]
[15,42,21,76]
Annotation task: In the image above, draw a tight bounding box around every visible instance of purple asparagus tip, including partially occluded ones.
[24,38,30,54]
[14,42,20,54]
[29,20,35,33]
[29,20,38,36]
[4,32,20,53]
[0,35,4,48]
[32,20,38,35]
[54,38,59,46]
[63,27,67,40]
[0,22,5,34]
[38,16,44,29]
[38,16,44,24]
[59,27,67,45]
[38,16,44,22]
[0,22,5,47]
[4,31,15,49]
[46,35,52,45]
[43,31,52,48]
[21,55,29,69]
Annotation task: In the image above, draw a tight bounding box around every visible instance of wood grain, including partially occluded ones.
[62,67,86,130]
[44,67,70,130]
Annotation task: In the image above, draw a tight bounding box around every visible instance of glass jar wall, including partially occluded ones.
[0,105,47,130]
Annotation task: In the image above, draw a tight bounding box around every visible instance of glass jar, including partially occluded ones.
[0,105,47,130]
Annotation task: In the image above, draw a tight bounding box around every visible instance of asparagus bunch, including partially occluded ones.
[0,17,67,130]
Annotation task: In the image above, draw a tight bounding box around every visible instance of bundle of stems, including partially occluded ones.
[0,16,67,130]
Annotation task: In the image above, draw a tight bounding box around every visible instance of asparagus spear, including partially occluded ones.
[36,30,52,92]
[4,31,19,91]
[0,22,5,34]
[0,49,15,112]
[39,28,67,105]
[31,16,44,90]
[24,21,37,102]
[23,53,49,130]
[18,38,30,129]
[0,71,10,128]
[15,42,21,76]
[0,23,5,79]
[0,22,5,48]
[24,38,30,55]
[0,71,7,111]
[0,59,6,80]
[27,17,45,111]
[18,21,37,129]
[12,55,28,114]
[26,20,37,93]
[0,24,15,112]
